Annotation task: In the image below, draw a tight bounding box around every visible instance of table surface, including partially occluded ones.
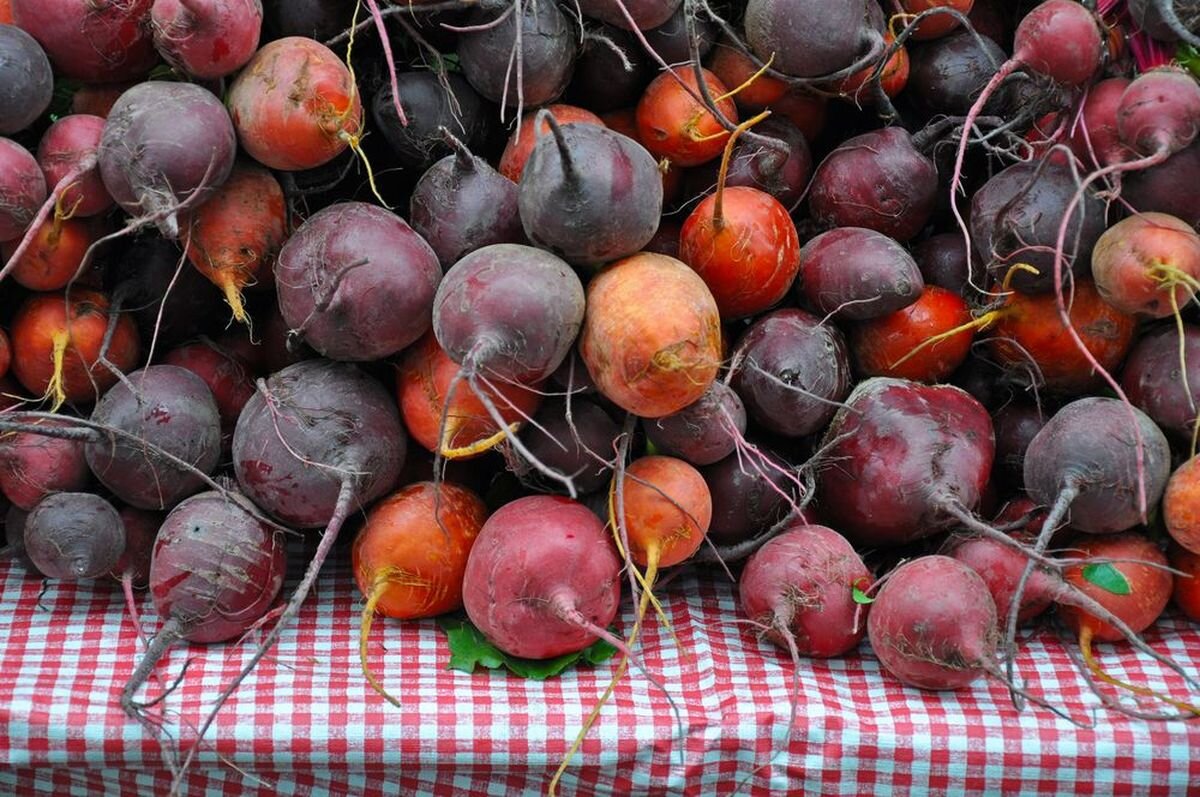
[1,548,1199,796]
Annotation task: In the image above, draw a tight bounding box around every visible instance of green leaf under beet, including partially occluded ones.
[1082,562,1132,596]
[1179,44,1200,80]
[437,617,618,680]
[851,582,875,605]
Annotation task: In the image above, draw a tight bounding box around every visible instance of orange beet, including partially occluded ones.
[397,332,543,458]
[580,252,722,418]
[839,32,910,102]
[619,455,712,569]
[183,162,287,323]
[0,216,100,291]
[708,42,786,111]
[1166,457,1200,555]
[1169,542,1200,622]
[988,280,1136,394]
[636,68,737,167]
[227,37,362,171]
[901,0,975,40]
[851,285,973,382]
[679,185,800,319]
[10,290,140,407]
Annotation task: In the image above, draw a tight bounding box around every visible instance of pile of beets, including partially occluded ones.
[1,0,1200,780]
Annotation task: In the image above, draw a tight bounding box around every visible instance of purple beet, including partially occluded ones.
[703,448,794,546]
[797,227,924,320]
[1120,324,1200,443]
[731,308,853,438]
[644,381,747,466]
[807,127,938,242]
[275,202,443,362]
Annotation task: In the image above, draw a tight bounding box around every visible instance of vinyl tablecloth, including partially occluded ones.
[1,551,1199,796]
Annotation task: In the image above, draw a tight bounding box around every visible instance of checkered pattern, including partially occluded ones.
[2,548,1198,796]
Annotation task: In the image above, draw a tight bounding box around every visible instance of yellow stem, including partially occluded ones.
[1081,625,1200,715]
[712,110,771,231]
[889,310,1000,370]
[220,276,249,325]
[359,575,401,708]
[45,329,70,412]
[549,548,660,796]
[1001,262,1040,292]
[439,421,518,460]
[713,53,776,104]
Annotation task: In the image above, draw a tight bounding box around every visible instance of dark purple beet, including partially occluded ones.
[409,139,524,268]
[520,397,620,494]
[565,25,649,112]
[105,235,227,348]
[371,72,491,171]
[432,243,584,382]
[645,5,716,63]
[457,2,577,108]
[745,0,880,78]
[0,24,53,135]
[991,401,1047,486]
[233,359,406,528]
[807,127,938,242]
[518,118,662,266]
[644,218,682,259]
[952,352,1011,411]
[731,308,852,438]
[275,202,443,361]
[24,492,125,580]
[970,160,1108,294]
[262,0,356,40]
[98,81,237,239]
[798,227,924,320]
[86,366,222,510]
[644,381,747,466]
[702,448,793,545]
[1023,397,1170,535]
[578,0,681,30]
[914,232,977,295]
[907,32,1007,117]
[1121,323,1200,442]
[1123,140,1200,229]
[724,117,812,209]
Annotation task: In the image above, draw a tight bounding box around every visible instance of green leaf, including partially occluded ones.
[644,438,660,456]
[437,616,619,680]
[1082,562,1132,596]
[1178,44,1200,79]
[851,578,875,604]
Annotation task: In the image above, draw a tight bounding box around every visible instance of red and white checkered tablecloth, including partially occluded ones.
[1,547,1198,796]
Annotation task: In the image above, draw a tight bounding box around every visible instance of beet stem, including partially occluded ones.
[1079,624,1200,714]
[1004,480,1081,708]
[364,0,408,127]
[537,110,577,184]
[121,616,184,717]
[437,125,478,173]
[359,575,401,708]
[1151,0,1200,47]
[174,479,357,786]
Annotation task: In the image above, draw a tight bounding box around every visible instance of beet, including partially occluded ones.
[798,227,924,321]
[11,0,157,83]
[817,377,994,547]
[907,31,1008,117]
[462,495,623,659]
[969,160,1107,293]
[23,492,125,580]
[456,2,577,109]
[723,117,812,209]
[0,137,46,242]
[275,202,443,362]
[432,243,584,383]
[409,136,524,268]
[644,380,747,466]
[1023,397,1172,535]
[36,114,113,218]
[150,0,262,79]
[372,72,491,171]
[702,448,794,546]
[86,366,222,510]
[565,25,649,113]
[0,23,52,134]
[518,115,662,266]
[914,232,975,295]
[519,397,620,494]
[1123,140,1200,229]
[0,421,90,510]
[578,0,680,30]
[745,0,881,78]
[98,81,237,239]
[807,127,938,242]
[731,308,853,438]
[1120,324,1200,442]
